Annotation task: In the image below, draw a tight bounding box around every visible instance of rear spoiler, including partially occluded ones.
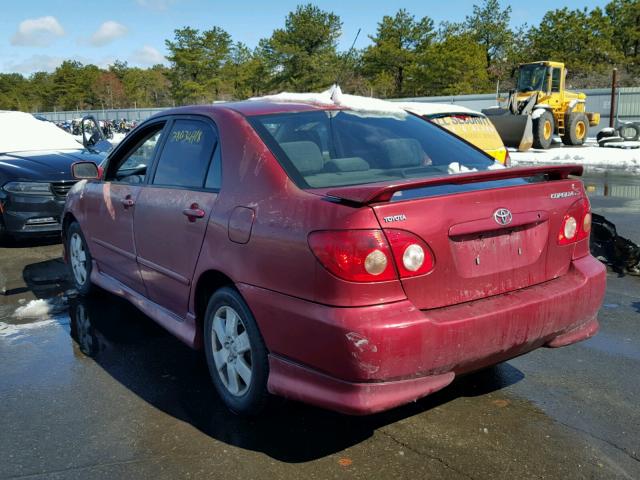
[324,164,583,205]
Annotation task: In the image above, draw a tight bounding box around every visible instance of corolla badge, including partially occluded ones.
[493,208,512,226]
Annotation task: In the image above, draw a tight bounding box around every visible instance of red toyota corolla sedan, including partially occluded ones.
[62,98,606,415]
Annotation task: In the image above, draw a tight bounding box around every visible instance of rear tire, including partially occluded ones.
[532,110,554,149]
[562,112,589,146]
[204,286,269,416]
[66,222,92,296]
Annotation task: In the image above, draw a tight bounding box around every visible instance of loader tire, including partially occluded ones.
[562,112,589,146]
[532,110,554,149]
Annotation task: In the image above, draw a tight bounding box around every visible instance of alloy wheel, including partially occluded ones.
[211,305,253,396]
[69,232,87,286]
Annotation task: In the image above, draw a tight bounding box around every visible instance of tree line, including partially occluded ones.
[0,0,637,112]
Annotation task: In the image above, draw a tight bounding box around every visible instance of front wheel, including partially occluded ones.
[66,222,92,295]
[204,287,269,416]
[532,110,554,149]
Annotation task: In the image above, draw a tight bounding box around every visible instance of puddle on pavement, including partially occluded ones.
[581,172,640,199]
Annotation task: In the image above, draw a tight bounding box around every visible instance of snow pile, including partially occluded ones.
[0,111,82,153]
[251,85,408,118]
[510,139,640,174]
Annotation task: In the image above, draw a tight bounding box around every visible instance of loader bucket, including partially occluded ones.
[482,108,533,151]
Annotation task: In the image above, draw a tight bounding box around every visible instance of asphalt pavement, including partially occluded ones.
[0,178,638,479]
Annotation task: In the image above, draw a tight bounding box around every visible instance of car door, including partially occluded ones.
[133,117,221,318]
[84,121,167,294]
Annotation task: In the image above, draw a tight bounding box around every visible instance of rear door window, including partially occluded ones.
[204,145,222,190]
[152,119,217,189]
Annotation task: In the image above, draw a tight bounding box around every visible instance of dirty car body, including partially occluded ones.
[62,101,606,415]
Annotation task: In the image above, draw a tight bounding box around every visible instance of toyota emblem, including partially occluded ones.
[494,208,512,226]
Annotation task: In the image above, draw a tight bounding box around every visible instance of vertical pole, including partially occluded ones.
[609,68,617,128]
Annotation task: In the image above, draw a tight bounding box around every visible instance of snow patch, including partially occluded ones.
[0,111,82,153]
[251,85,408,118]
[510,139,640,174]
[13,299,52,319]
[448,162,477,174]
[532,108,548,119]
[0,319,58,338]
[110,132,127,145]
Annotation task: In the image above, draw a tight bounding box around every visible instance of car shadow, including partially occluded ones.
[2,256,68,299]
[21,257,70,299]
[66,287,525,463]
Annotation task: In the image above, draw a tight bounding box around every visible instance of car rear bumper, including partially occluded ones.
[0,193,65,235]
[239,254,606,415]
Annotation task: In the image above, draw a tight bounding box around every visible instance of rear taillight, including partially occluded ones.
[308,230,396,282]
[308,229,434,282]
[384,229,435,278]
[557,198,591,245]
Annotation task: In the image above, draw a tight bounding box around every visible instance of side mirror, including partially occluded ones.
[72,161,100,180]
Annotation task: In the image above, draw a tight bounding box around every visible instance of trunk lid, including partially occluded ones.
[323,166,587,310]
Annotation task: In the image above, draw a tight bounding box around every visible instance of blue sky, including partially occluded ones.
[1,0,610,75]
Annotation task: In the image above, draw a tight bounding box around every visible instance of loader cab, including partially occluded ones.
[516,62,565,94]
[516,63,548,93]
[516,61,566,110]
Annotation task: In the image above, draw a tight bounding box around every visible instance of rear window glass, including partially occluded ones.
[249,110,499,189]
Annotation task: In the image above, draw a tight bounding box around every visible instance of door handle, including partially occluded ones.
[122,196,135,208]
[183,203,206,222]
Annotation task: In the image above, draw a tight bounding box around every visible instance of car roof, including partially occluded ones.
[154,100,342,120]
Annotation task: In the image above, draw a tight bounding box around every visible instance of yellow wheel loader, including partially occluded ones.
[482,61,600,150]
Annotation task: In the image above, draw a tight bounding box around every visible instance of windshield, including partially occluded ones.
[517,64,548,92]
[250,110,497,189]
[0,111,81,153]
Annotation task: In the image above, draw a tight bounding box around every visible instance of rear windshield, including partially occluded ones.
[249,110,498,189]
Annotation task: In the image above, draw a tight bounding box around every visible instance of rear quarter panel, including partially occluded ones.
[189,108,406,316]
